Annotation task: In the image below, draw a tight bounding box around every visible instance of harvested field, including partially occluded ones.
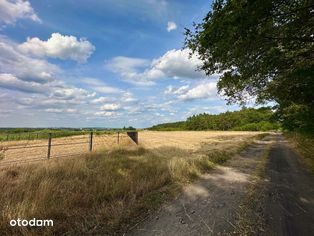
[0,133,133,165]
[0,131,263,166]
[0,131,267,235]
[139,131,263,152]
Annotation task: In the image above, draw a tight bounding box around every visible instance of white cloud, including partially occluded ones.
[166,81,219,101]
[82,77,123,93]
[0,73,97,113]
[91,96,113,104]
[51,87,91,101]
[165,85,189,95]
[105,49,205,85]
[0,36,100,119]
[17,94,86,108]
[0,74,86,98]
[0,73,46,93]
[104,56,153,86]
[45,108,78,114]
[167,21,177,32]
[95,111,118,117]
[105,56,150,73]
[148,49,204,79]
[0,36,60,83]
[120,92,137,103]
[18,33,95,63]
[0,0,41,25]
[100,103,121,111]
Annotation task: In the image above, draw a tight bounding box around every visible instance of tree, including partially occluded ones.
[185,0,314,131]
[123,126,136,131]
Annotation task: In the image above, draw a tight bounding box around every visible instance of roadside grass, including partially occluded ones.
[0,135,265,235]
[285,132,314,172]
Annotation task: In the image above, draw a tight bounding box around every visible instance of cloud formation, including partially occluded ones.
[0,73,47,94]
[0,0,41,25]
[147,49,204,79]
[165,81,218,101]
[100,103,121,111]
[167,21,177,32]
[18,33,95,63]
[82,78,123,94]
[95,111,118,117]
[91,96,113,104]
[45,108,78,114]
[105,48,205,85]
[0,36,60,83]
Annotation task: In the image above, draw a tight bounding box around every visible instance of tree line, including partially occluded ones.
[149,107,280,131]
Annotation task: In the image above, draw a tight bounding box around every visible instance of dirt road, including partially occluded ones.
[127,136,271,235]
[127,134,314,236]
[262,135,314,236]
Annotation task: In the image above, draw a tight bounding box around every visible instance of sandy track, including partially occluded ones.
[127,135,272,235]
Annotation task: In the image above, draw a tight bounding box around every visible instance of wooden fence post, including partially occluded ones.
[47,133,52,159]
[127,131,138,144]
[89,132,93,151]
[117,132,120,144]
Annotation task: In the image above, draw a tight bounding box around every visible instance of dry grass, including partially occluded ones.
[285,132,314,172]
[0,131,265,235]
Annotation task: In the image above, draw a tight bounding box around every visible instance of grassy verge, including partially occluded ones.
[285,132,314,172]
[0,135,265,235]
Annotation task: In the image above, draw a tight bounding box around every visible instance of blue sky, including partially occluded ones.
[0,0,242,128]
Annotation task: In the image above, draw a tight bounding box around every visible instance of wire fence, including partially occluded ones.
[0,131,138,166]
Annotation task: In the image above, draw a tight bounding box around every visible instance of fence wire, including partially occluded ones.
[0,132,137,166]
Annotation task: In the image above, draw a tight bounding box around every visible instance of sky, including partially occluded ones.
[0,0,242,128]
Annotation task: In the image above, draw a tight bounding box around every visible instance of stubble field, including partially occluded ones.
[0,131,262,165]
[0,131,266,235]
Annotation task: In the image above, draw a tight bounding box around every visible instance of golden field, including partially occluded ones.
[0,131,266,235]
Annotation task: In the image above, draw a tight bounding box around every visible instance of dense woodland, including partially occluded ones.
[149,107,280,131]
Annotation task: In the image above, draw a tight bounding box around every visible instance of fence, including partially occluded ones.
[0,131,138,166]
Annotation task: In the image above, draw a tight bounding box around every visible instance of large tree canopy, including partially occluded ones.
[185,0,314,131]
